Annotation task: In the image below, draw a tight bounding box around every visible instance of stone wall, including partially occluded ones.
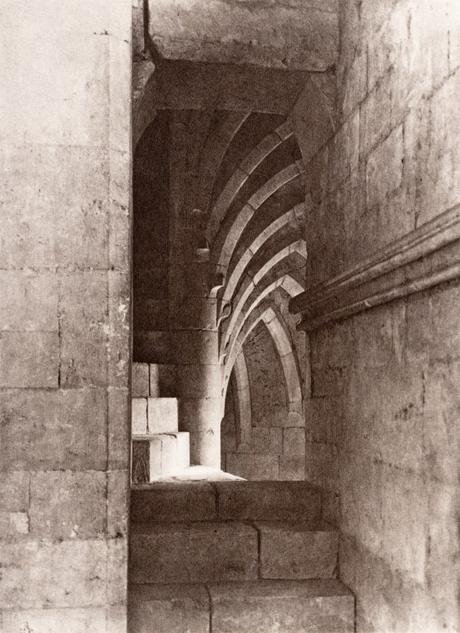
[0,2,132,631]
[300,1,460,631]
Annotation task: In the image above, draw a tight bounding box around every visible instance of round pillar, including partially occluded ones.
[172,289,224,468]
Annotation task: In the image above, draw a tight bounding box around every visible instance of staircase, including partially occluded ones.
[131,362,191,482]
[128,481,355,632]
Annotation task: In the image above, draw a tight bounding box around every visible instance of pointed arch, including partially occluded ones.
[206,120,293,242]
[220,239,307,356]
[221,202,304,305]
[211,161,304,275]
[224,306,303,424]
[197,111,251,213]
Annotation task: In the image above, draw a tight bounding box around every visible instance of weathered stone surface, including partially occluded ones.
[59,271,108,388]
[131,483,217,523]
[132,441,150,485]
[244,322,289,430]
[147,397,179,433]
[107,470,129,538]
[178,396,223,468]
[226,453,279,480]
[283,427,306,455]
[150,363,177,397]
[129,584,210,633]
[0,388,107,471]
[366,124,404,211]
[0,0,131,627]
[29,471,106,539]
[173,330,219,365]
[209,579,354,633]
[216,481,321,521]
[132,397,148,434]
[0,331,59,388]
[250,427,283,455]
[0,511,29,538]
[134,330,173,364]
[0,471,29,512]
[130,522,258,584]
[0,271,58,332]
[0,539,110,608]
[107,538,129,605]
[258,521,338,579]
[279,456,305,480]
[132,362,150,398]
[176,363,222,398]
[301,4,460,630]
[133,432,190,480]
[148,0,338,71]
[1,608,108,633]
[108,386,130,470]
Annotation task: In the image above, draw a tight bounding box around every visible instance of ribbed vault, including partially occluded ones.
[133,71,322,474]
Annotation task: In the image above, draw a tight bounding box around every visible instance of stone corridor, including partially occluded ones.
[1,1,459,632]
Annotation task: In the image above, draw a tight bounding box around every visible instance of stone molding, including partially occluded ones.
[290,203,460,331]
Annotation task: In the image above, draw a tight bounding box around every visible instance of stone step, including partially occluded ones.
[257,521,338,579]
[132,433,190,484]
[131,481,321,523]
[128,579,354,633]
[131,397,178,435]
[132,362,177,398]
[129,520,336,584]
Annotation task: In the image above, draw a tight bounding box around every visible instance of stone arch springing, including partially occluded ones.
[196,111,251,214]
[223,305,303,426]
[231,350,252,448]
[206,120,294,242]
[220,240,307,357]
[211,161,305,276]
[221,202,305,305]
[225,272,304,362]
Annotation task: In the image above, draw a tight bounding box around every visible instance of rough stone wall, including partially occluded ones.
[222,322,306,480]
[302,1,460,631]
[0,2,132,631]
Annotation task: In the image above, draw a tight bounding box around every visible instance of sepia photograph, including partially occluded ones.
[0,1,459,631]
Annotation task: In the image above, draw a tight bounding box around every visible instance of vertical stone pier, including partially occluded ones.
[0,2,132,630]
[169,112,224,468]
[173,293,223,468]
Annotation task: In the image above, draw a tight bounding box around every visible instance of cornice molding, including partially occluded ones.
[289,203,460,331]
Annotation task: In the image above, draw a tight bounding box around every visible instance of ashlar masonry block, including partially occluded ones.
[147,397,178,433]
[130,521,258,584]
[132,363,150,397]
[258,521,338,579]
[132,398,148,435]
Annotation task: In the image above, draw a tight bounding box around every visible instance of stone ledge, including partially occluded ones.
[130,481,322,522]
[290,203,460,330]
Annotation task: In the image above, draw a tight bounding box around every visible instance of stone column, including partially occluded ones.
[169,112,224,468]
[173,287,223,468]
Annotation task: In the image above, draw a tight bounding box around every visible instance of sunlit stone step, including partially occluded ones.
[132,432,190,483]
